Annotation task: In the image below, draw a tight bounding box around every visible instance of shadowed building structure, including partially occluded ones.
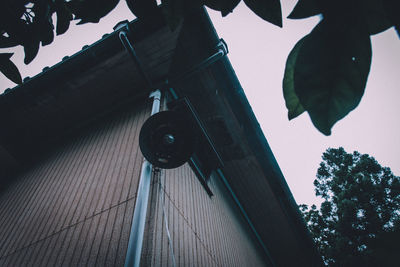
[0,8,322,267]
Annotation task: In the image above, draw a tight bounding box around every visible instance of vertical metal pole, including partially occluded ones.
[149,90,161,115]
[124,90,161,267]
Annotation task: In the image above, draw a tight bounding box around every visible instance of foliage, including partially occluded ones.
[0,0,398,135]
[301,147,400,266]
[283,0,398,135]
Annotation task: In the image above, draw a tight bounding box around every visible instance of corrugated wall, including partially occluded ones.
[0,100,150,267]
[0,98,267,267]
[141,165,268,267]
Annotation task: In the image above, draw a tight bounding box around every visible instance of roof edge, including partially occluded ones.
[198,7,324,266]
[1,13,166,99]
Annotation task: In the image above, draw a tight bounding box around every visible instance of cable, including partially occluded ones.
[157,169,177,267]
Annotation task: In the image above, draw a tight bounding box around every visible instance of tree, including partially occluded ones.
[0,0,398,135]
[300,147,400,266]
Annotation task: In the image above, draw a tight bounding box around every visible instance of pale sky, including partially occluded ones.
[1,1,399,206]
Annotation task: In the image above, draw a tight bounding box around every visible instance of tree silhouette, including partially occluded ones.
[301,147,400,266]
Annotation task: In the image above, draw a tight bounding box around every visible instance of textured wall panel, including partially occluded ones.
[0,98,268,266]
[0,100,150,266]
[141,164,268,267]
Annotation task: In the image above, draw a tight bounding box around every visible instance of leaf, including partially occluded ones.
[37,20,55,46]
[161,0,184,30]
[282,35,306,120]
[55,1,73,35]
[23,30,40,65]
[0,35,18,48]
[0,53,22,85]
[126,0,160,19]
[2,19,28,44]
[31,0,55,46]
[204,0,241,16]
[293,20,372,135]
[292,0,396,35]
[0,1,26,35]
[383,0,399,37]
[243,0,282,27]
[287,0,321,19]
[1,19,40,64]
[361,0,393,35]
[67,0,120,24]
[161,0,204,30]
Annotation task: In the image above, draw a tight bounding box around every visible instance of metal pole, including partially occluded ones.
[124,90,161,267]
[119,30,153,89]
[124,160,152,267]
[149,90,161,115]
[119,24,228,266]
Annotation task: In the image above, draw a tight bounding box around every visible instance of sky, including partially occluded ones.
[1,0,399,206]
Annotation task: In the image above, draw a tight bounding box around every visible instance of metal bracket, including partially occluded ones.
[217,38,229,55]
[167,38,229,86]
[118,23,153,90]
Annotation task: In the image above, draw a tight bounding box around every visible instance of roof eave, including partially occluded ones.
[195,8,324,266]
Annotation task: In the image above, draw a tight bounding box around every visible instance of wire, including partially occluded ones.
[157,169,177,267]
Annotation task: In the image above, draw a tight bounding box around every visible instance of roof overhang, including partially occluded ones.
[0,7,322,266]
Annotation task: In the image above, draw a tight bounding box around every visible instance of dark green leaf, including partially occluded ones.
[0,53,22,84]
[204,0,241,16]
[243,0,282,27]
[41,30,54,46]
[31,0,55,45]
[161,0,204,30]
[23,32,40,65]
[161,0,184,30]
[0,1,26,35]
[383,0,399,37]
[361,0,393,35]
[67,0,120,24]
[319,0,394,35]
[37,20,55,46]
[293,21,372,135]
[55,1,73,35]
[282,35,306,120]
[126,0,160,19]
[287,0,321,19]
[2,19,28,44]
[0,35,18,48]
[2,19,40,64]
